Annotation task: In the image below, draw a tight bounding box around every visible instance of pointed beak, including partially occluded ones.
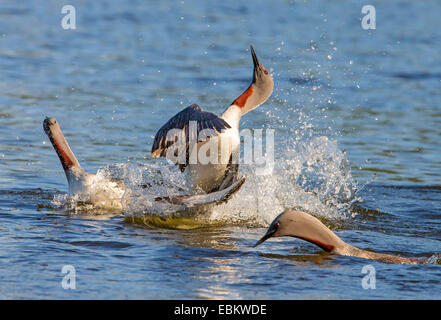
[253,228,276,247]
[250,45,261,69]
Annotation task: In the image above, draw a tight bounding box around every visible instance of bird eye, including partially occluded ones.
[264,70,269,75]
[274,222,280,228]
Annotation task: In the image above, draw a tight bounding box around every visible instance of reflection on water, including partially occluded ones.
[176,228,240,251]
[258,252,338,267]
[196,257,245,299]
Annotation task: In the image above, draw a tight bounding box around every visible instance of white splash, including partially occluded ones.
[207,135,359,226]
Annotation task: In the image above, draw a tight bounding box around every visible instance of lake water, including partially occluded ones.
[0,0,440,299]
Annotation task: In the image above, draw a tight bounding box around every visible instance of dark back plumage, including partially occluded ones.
[151,104,231,159]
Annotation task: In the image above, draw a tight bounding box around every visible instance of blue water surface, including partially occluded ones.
[0,0,440,299]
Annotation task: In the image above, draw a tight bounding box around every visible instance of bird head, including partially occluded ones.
[253,211,290,247]
[253,210,340,253]
[250,45,273,102]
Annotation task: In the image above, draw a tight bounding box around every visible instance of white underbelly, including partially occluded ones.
[187,128,240,193]
[188,162,229,193]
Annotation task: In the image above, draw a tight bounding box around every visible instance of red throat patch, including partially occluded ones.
[299,236,335,252]
[53,139,74,169]
[233,85,253,108]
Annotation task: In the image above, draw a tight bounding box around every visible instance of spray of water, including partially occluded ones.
[52,132,359,228]
[207,134,359,227]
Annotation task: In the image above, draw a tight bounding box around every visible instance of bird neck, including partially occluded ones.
[295,212,423,264]
[232,83,255,115]
[288,212,348,253]
[48,130,80,170]
[221,104,242,129]
[221,84,265,128]
[45,121,85,184]
[339,243,423,264]
[229,81,272,117]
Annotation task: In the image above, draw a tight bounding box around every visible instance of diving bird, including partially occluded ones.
[254,210,426,264]
[43,117,126,209]
[151,45,274,194]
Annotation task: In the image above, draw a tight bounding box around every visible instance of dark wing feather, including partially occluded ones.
[151,104,231,160]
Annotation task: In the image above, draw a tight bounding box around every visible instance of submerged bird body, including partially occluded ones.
[43,117,125,209]
[255,210,425,265]
[152,46,273,193]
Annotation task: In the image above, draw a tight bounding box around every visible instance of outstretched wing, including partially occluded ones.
[154,175,246,207]
[151,104,231,160]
